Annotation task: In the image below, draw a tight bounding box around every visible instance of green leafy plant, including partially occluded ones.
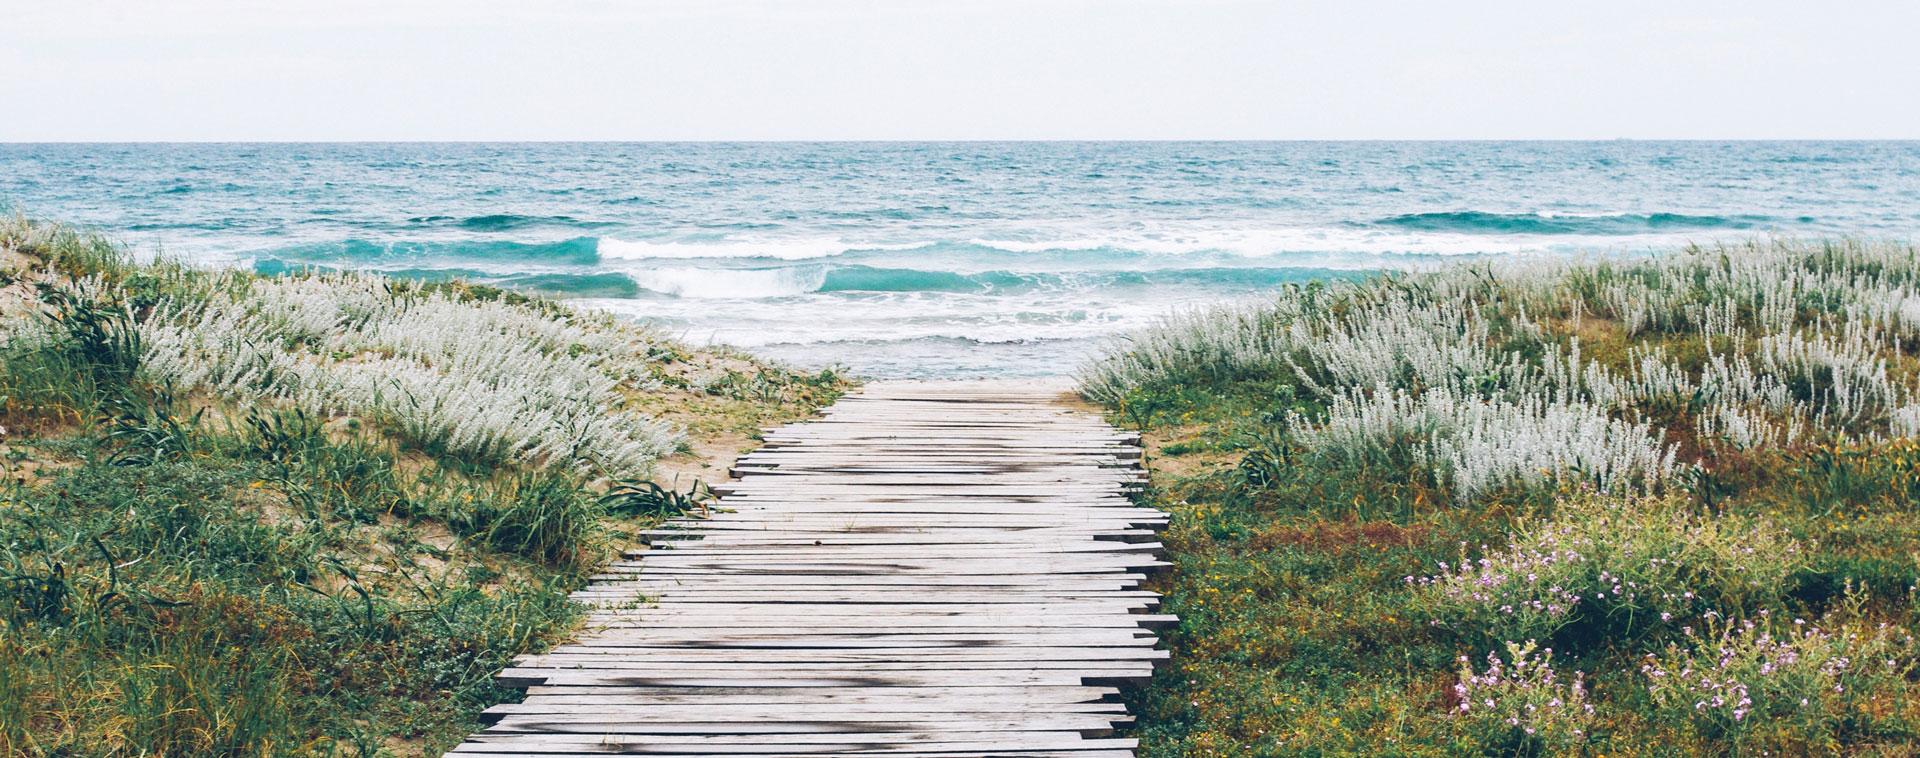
[600,478,713,519]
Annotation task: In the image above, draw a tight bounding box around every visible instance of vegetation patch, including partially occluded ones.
[1084,239,1920,756]
[0,214,849,757]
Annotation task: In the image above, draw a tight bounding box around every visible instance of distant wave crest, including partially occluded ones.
[248,221,1758,301]
[270,237,604,266]
[1374,211,1770,235]
[627,267,829,299]
[401,214,616,231]
[602,225,1744,263]
[598,237,931,261]
[618,265,1362,299]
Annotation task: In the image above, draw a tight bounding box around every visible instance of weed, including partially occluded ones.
[600,478,713,518]
[459,472,602,567]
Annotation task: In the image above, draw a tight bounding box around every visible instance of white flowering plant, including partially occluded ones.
[136,272,686,478]
[1083,239,1920,501]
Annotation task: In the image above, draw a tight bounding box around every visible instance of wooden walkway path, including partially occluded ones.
[447,379,1169,757]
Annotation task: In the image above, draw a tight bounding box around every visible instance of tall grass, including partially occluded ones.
[138,271,688,477]
[1085,238,1920,500]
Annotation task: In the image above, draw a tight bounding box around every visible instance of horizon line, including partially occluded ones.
[5,137,1920,145]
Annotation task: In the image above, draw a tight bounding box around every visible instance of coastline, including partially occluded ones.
[12,140,1914,380]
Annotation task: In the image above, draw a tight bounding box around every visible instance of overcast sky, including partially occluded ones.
[3,0,1916,141]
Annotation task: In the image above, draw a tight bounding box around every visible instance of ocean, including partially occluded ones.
[4,141,1917,377]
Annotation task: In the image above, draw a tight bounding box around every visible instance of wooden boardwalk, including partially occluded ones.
[448,379,1169,757]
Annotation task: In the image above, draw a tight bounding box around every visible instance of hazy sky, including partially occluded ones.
[3,0,1916,141]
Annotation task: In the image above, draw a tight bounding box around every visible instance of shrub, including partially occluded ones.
[1296,385,1684,500]
[1447,640,1595,756]
[600,478,713,518]
[1639,608,1917,752]
[1083,238,1920,470]
[138,273,684,477]
[1413,492,1807,648]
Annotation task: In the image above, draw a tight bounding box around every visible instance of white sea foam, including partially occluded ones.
[965,238,1117,253]
[626,266,829,298]
[600,227,1726,264]
[583,289,1206,348]
[598,237,930,261]
[975,227,1718,258]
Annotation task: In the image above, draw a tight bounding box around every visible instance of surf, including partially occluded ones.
[1373,211,1772,235]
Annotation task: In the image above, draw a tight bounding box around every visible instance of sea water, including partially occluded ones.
[3,141,1917,377]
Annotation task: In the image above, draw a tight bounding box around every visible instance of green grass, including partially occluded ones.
[0,216,849,757]
[1089,242,1920,757]
[1116,386,1920,757]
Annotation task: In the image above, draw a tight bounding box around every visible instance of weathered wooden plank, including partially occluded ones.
[456,752,1140,758]
[452,732,1138,747]
[598,560,1171,574]
[583,592,1162,604]
[547,636,1158,650]
[563,629,1161,642]
[593,577,1147,589]
[498,675,1159,692]
[569,595,1162,607]
[518,685,1123,701]
[444,380,1168,758]
[483,704,1130,717]
[482,717,1127,737]
[572,617,1177,630]
[506,662,1158,679]
[454,753,1138,758]
[619,545,1166,559]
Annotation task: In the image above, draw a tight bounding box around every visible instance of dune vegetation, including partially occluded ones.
[0,216,848,757]
[1081,239,1920,757]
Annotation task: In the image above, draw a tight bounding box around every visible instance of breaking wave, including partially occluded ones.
[1373,211,1774,235]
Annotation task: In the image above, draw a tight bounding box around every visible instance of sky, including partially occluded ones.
[2,0,1917,141]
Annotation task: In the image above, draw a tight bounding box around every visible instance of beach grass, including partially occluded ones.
[1082,239,1920,756]
[0,215,849,757]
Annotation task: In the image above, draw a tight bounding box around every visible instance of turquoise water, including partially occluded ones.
[4,141,1918,376]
